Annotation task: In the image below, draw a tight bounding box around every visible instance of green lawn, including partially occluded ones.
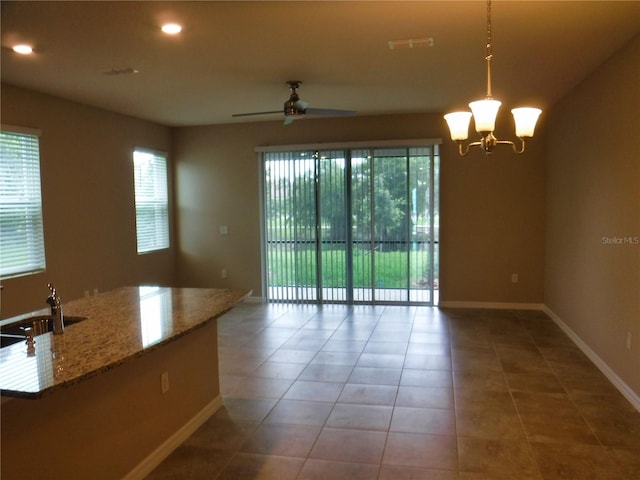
[267,246,437,288]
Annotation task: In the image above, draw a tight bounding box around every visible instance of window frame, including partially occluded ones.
[132,148,170,254]
[0,124,47,279]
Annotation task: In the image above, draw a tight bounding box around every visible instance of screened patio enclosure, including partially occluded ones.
[261,142,439,305]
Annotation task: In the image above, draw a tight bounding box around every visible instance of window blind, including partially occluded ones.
[133,149,169,253]
[0,128,47,278]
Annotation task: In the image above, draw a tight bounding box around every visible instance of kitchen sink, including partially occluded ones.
[0,334,26,348]
[0,315,88,348]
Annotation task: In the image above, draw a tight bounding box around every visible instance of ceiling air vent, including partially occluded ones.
[388,37,434,50]
[101,66,139,76]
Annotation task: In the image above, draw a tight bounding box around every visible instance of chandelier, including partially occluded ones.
[444,0,541,156]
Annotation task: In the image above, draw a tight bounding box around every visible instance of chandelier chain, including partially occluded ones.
[485,0,493,98]
[486,0,492,59]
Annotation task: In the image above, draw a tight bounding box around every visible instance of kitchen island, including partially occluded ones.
[1,286,250,480]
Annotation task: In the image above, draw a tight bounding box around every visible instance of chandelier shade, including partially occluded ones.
[512,107,542,138]
[469,99,502,133]
[443,0,541,155]
[443,112,472,141]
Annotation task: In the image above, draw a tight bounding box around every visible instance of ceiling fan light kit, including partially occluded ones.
[444,0,542,156]
[233,80,356,125]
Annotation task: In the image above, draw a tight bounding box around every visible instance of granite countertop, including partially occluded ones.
[0,286,250,399]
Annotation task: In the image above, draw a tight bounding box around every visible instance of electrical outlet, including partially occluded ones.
[161,371,170,394]
[626,332,632,351]
[221,268,228,279]
[511,273,518,283]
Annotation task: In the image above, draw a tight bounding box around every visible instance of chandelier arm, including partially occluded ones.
[495,139,526,154]
[456,140,483,156]
[512,139,526,154]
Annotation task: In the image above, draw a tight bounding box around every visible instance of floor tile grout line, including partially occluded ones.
[533,334,608,450]
[499,333,546,480]
[445,313,461,475]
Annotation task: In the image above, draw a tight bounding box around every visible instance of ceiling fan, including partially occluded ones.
[232,81,356,125]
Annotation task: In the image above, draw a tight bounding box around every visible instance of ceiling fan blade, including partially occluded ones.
[232,110,282,117]
[304,107,356,116]
[233,81,355,121]
[294,100,309,110]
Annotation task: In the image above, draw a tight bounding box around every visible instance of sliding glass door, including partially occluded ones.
[262,143,439,305]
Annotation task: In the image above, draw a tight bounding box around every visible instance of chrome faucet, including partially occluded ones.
[46,283,64,334]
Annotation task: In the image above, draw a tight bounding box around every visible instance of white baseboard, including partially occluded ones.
[542,306,640,413]
[438,301,544,311]
[123,395,223,480]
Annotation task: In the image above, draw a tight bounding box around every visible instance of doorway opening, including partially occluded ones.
[261,142,439,305]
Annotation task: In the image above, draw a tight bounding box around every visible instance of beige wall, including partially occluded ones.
[1,84,175,318]
[545,36,640,396]
[172,112,547,304]
[1,85,548,317]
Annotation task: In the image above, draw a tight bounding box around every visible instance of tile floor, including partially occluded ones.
[147,303,640,479]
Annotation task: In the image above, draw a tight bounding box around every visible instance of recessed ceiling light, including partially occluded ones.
[161,23,182,35]
[13,44,34,55]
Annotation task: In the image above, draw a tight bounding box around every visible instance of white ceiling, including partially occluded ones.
[2,1,639,127]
